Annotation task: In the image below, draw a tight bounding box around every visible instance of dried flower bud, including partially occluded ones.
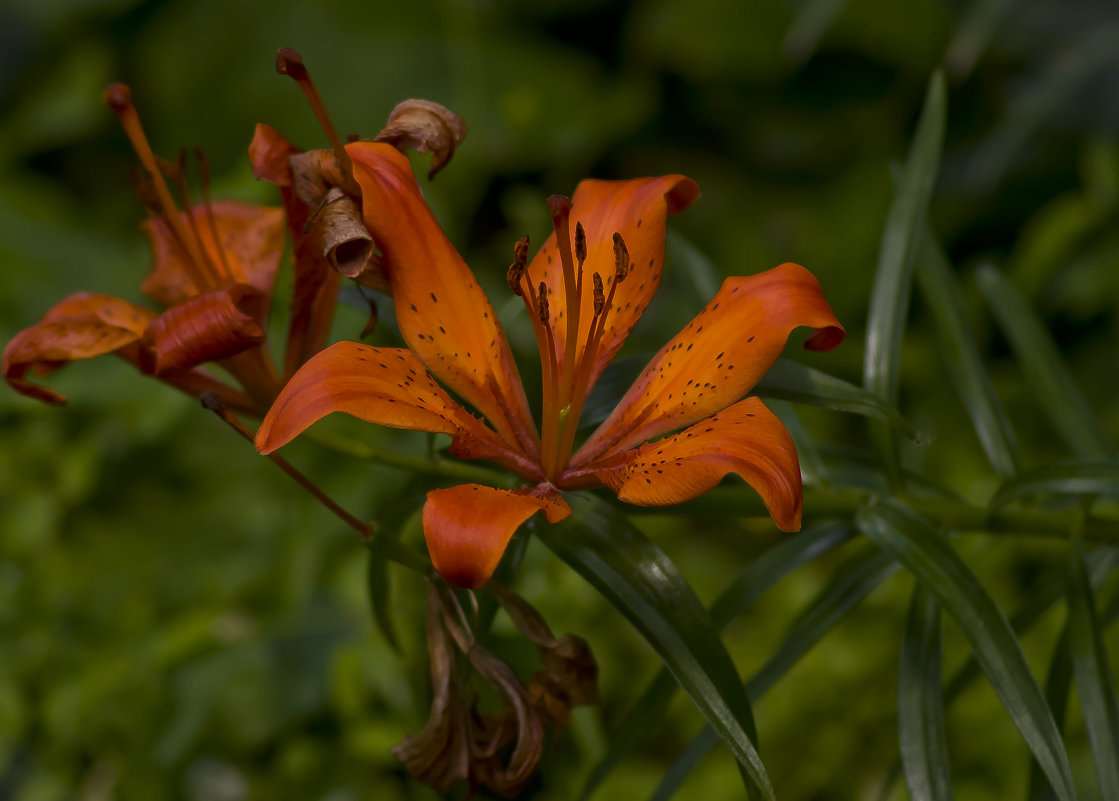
[375,99,468,180]
[315,187,375,278]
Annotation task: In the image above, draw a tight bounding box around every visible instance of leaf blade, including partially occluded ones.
[975,263,1113,460]
[990,461,1119,508]
[916,233,1019,477]
[898,584,954,801]
[537,494,774,800]
[856,501,1077,801]
[1066,543,1119,799]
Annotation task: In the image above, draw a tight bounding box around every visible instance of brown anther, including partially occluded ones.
[612,232,630,282]
[274,47,308,80]
[592,272,605,315]
[513,235,530,268]
[102,83,131,113]
[537,282,550,324]
[574,222,587,266]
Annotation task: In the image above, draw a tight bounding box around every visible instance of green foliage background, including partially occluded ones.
[1,0,1117,799]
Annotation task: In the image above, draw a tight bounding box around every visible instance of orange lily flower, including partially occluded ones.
[4,85,297,415]
[256,142,845,589]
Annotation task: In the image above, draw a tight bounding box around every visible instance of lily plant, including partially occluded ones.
[256,141,844,588]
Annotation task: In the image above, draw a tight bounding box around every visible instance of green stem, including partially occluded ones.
[305,428,515,487]
[636,487,1119,545]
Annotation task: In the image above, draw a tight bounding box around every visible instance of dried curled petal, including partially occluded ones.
[374,99,468,179]
[142,284,266,374]
[316,187,375,278]
[3,293,155,404]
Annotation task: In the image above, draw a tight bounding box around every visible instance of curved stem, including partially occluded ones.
[304,428,516,487]
[633,486,1119,545]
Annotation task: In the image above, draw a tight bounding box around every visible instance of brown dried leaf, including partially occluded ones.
[374,99,468,179]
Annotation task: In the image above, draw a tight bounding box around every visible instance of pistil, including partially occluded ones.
[275,47,361,198]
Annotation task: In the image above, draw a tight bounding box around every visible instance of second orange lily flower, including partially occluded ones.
[257,142,844,588]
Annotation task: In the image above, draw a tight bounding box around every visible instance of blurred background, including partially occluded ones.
[1,0,1117,798]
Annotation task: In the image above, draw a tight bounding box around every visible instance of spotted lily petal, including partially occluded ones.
[574,263,844,464]
[346,141,538,460]
[422,485,570,589]
[592,397,802,531]
[141,200,285,306]
[256,342,537,478]
[3,293,155,404]
[527,176,699,394]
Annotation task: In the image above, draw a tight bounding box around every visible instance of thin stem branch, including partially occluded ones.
[202,394,431,574]
[635,486,1119,545]
[303,427,515,487]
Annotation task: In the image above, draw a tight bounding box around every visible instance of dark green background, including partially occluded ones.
[1,0,1117,798]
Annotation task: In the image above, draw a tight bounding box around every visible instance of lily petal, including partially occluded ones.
[346,141,538,460]
[142,284,266,374]
[141,200,285,306]
[256,342,536,478]
[527,176,699,393]
[593,397,803,531]
[3,293,155,404]
[574,263,844,464]
[422,485,568,588]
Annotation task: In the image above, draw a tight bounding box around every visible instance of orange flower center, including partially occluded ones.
[507,201,630,482]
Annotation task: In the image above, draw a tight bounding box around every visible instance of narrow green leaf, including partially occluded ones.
[856,501,1078,801]
[898,584,954,801]
[650,545,899,801]
[366,482,429,649]
[944,0,1018,78]
[580,523,852,800]
[783,0,848,61]
[991,461,1119,508]
[1066,543,1119,799]
[965,25,1119,192]
[755,358,906,426]
[916,234,1019,477]
[768,399,828,488]
[863,71,946,486]
[538,494,774,801]
[976,263,1113,460]
[1028,631,1072,801]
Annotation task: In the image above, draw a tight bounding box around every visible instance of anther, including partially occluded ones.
[537,282,550,324]
[506,235,529,296]
[574,221,587,267]
[513,235,529,268]
[613,232,630,282]
[592,272,605,315]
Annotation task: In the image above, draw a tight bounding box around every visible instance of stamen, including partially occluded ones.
[592,272,605,315]
[547,195,581,402]
[613,232,630,283]
[275,47,360,197]
[104,83,213,291]
[194,148,235,282]
[506,235,529,296]
[574,221,587,268]
[536,281,550,324]
[167,149,216,284]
